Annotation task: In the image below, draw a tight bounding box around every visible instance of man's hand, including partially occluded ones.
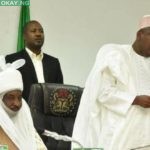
[133,95,150,108]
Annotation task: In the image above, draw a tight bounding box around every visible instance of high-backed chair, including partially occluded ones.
[28,83,83,150]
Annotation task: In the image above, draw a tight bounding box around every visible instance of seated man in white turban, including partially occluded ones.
[0,56,47,150]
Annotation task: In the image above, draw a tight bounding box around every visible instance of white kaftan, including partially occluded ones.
[72,44,150,150]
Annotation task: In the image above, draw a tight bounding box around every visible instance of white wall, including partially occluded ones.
[0,0,150,87]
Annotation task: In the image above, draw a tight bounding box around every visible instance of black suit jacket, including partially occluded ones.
[5,50,63,102]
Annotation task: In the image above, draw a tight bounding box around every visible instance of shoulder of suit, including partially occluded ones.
[5,50,26,63]
[43,53,59,61]
[6,50,25,57]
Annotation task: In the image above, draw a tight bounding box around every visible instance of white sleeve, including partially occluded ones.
[98,68,136,116]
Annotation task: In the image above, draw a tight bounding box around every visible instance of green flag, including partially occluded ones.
[17,6,30,52]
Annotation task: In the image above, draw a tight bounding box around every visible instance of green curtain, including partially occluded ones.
[17,6,30,52]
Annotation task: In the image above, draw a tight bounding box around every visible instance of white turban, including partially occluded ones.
[0,55,24,94]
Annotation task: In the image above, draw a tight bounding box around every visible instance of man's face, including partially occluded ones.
[24,22,44,51]
[137,28,150,57]
[2,90,22,112]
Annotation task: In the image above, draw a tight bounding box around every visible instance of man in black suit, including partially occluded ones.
[5,20,63,102]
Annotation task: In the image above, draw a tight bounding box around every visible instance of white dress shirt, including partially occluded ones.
[26,47,45,83]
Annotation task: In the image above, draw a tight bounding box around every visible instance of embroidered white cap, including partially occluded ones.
[139,15,150,30]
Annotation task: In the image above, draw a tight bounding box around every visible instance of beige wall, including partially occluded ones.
[0,0,150,86]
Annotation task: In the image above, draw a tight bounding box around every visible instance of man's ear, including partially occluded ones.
[136,30,143,40]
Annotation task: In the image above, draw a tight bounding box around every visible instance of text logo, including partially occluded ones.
[0,0,30,6]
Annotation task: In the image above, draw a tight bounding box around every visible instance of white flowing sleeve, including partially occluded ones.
[98,68,136,116]
[98,44,136,115]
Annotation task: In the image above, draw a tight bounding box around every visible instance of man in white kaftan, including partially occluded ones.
[72,15,150,150]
